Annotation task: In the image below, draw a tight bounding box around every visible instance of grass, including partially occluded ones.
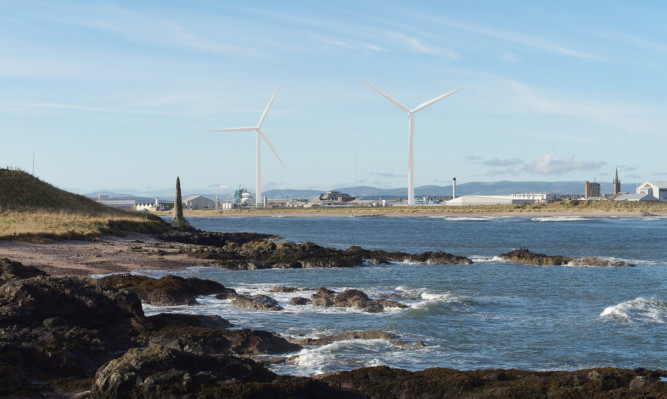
[0,169,169,242]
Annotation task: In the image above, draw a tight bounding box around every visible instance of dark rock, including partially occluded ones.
[499,249,630,267]
[230,294,283,311]
[143,326,300,355]
[375,299,408,309]
[289,297,311,306]
[90,345,275,399]
[311,287,336,307]
[0,274,143,336]
[98,273,234,306]
[294,330,406,346]
[0,257,47,283]
[273,286,298,293]
[143,313,232,330]
[319,366,667,399]
[43,316,68,329]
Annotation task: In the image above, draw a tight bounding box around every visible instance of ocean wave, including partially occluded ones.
[441,216,506,222]
[530,216,592,222]
[469,255,506,263]
[599,297,666,324]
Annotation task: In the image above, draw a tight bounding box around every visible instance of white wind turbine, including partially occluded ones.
[210,86,286,207]
[363,80,463,205]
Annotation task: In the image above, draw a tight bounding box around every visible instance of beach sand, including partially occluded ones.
[0,233,215,277]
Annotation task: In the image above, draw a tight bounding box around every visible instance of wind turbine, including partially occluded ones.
[210,86,286,207]
[363,80,463,205]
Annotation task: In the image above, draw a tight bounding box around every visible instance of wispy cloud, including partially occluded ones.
[414,14,607,62]
[385,31,458,58]
[485,153,605,176]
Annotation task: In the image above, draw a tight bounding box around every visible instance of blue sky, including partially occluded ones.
[2,0,666,195]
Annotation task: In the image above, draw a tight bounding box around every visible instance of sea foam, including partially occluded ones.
[600,297,666,324]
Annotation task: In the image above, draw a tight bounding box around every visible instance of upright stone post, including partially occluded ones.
[171,177,190,229]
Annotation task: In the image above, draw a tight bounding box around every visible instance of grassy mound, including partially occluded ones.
[0,169,168,241]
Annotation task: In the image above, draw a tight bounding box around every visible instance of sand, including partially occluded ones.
[0,233,215,277]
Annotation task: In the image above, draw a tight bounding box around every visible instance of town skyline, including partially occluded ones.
[2,1,666,194]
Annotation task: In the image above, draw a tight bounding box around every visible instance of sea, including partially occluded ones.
[142,215,666,376]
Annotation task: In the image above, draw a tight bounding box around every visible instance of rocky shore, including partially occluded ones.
[1,257,665,398]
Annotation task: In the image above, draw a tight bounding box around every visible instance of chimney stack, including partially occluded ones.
[452,177,457,199]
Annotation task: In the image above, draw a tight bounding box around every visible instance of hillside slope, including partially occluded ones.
[0,169,119,214]
[0,169,168,241]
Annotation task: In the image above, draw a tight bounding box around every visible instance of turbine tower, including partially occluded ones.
[363,80,463,205]
[211,86,286,207]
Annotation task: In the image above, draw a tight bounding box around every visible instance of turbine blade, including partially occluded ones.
[258,85,281,127]
[210,126,257,132]
[412,87,464,113]
[258,127,286,169]
[362,80,410,112]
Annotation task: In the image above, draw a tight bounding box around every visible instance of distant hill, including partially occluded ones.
[86,180,622,202]
[0,169,124,215]
[264,181,611,199]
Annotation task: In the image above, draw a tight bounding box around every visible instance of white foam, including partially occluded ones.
[531,216,591,222]
[470,255,506,263]
[600,297,666,324]
[442,216,505,221]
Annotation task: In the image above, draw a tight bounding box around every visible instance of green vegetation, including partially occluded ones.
[0,169,168,242]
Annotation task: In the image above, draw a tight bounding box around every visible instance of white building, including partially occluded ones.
[183,195,215,210]
[136,197,160,211]
[614,193,657,202]
[445,195,535,206]
[636,182,667,202]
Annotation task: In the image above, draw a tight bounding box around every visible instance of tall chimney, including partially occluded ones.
[452,177,457,199]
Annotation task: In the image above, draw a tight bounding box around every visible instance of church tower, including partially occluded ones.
[612,168,621,196]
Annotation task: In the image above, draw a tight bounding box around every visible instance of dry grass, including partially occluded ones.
[0,210,169,243]
[159,200,667,217]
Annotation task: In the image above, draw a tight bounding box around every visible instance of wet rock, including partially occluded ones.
[334,289,383,312]
[143,313,232,330]
[289,297,311,306]
[90,345,276,399]
[319,366,667,399]
[499,249,630,267]
[311,287,336,307]
[98,273,235,306]
[500,248,571,266]
[230,294,283,311]
[375,299,409,309]
[294,330,406,346]
[273,286,299,293]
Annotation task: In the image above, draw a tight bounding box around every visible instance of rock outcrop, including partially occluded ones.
[499,248,632,267]
[307,287,407,313]
[293,330,407,346]
[230,294,284,311]
[99,273,235,306]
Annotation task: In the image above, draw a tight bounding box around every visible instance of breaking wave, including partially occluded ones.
[600,297,666,324]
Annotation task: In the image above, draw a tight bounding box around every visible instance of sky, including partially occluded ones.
[2,0,666,196]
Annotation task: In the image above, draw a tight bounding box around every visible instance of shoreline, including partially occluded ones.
[177,209,667,218]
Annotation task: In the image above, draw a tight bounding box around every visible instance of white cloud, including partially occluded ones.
[485,153,605,176]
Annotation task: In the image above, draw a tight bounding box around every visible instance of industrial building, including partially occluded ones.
[183,195,215,210]
[635,182,667,202]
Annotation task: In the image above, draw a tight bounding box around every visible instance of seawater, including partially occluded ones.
[143,216,666,375]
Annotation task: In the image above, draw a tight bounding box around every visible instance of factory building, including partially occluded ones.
[635,182,667,202]
[183,195,215,210]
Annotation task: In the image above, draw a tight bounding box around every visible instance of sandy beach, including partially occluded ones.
[0,233,215,277]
